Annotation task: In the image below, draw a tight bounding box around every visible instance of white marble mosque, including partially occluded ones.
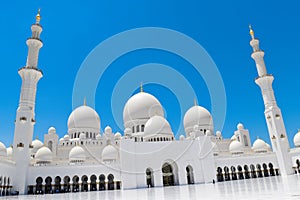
[1,11,300,196]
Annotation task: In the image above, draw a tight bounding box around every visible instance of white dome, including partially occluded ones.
[252,138,268,152]
[6,146,12,157]
[0,142,7,156]
[69,146,86,162]
[123,92,164,125]
[231,135,236,140]
[115,132,122,140]
[237,123,244,130]
[104,126,112,134]
[35,147,52,163]
[48,127,56,135]
[68,105,100,131]
[216,131,222,137]
[96,134,101,140]
[102,145,118,161]
[183,105,213,135]
[229,140,244,154]
[144,116,173,138]
[31,139,43,152]
[64,135,70,141]
[179,135,185,141]
[294,131,300,147]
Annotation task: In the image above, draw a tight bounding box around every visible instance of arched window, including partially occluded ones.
[141,125,145,132]
[137,125,140,132]
[48,141,53,151]
[132,126,135,133]
[243,135,249,146]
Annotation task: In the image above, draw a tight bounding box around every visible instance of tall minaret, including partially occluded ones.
[12,10,43,194]
[249,25,293,176]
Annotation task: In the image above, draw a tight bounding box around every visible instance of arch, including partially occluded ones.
[231,166,237,180]
[35,177,43,194]
[237,165,244,179]
[250,164,257,178]
[224,166,230,181]
[45,176,52,194]
[244,165,250,179]
[72,176,79,192]
[256,164,263,178]
[90,175,97,191]
[63,176,71,193]
[54,176,61,193]
[108,174,114,190]
[136,125,140,132]
[186,165,195,184]
[162,161,178,186]
[99,174,106,190]
[269,163,275,176]
[132,126,135,133]
[141,124,145,132]
[146,168,154,188]
[262,163,269,177]
[217,167,224,182]
[243,135,249,146]
[81,175,88,192]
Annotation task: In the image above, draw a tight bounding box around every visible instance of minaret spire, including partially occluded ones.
[12,10,44,194]
[36,9,41,24]
[250,26,293,176]
[140,82,144,92]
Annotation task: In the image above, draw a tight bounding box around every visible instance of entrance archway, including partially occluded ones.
[146,168,154,188]
[45,176,52,194]
[99,174,105,190]
[217,167,224,182]
[35,177,43,194]
[63,176,70,193]
[186,165,194,184]
[54,176,61,193]
[108,174,114,190]
[72,176,79,192]
[90,175,97,191]
[162,162,178,186]
[81,175,88,192]
[224,166,230,181]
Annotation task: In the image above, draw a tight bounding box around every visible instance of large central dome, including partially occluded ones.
[68,105,101,132]
[123,92,164,125]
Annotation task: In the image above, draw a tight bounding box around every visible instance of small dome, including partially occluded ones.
[31,139,43,152]
[68,105,100,132]
[144,116,173,138]
[35,147,52,163]
[216,131,222,137]
[69,146,86,162]
[96,134,101,140]
[252,138,268,152]
[183,105,213,135]
[59,138,64,143]
[237,123,244,130]
[229,140,244,154]
[115,132,122,140]
[294,131,300,147]
[6,146,12,157]
[64,135,70,141]
[123,92,164,125]
[179,135,185,141]
[0,142,7,156]
[104,126,112,134]
[102,145,118,161]
[48,127,56,135]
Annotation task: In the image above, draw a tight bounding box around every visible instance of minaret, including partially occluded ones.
[12,10,43,194]
[249,25,293,176]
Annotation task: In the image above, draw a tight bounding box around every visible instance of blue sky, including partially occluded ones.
[0,0,300,147]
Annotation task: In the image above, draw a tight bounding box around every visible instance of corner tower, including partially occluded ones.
[249,25,293,176]
[12,10,43,194]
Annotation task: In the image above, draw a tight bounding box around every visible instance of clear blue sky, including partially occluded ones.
[0,0,299,147]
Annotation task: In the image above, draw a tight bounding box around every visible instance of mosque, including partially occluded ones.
[1,10,300,196]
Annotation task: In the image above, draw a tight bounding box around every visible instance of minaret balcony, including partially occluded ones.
[255,74,273,80]
[18,66,43,75]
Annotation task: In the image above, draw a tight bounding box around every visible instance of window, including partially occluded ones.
[141,125,145,132]
[137,125,140,132]
[132,126,135,133]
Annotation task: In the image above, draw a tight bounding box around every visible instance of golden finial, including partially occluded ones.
[194,98,197,106]
[140,82,144,93]
[249,24,254,39]
[36,8,41,23]
[83,97,87,106]
[298,129,300,133]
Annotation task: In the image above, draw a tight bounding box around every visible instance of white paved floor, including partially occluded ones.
[2,175,300,200]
